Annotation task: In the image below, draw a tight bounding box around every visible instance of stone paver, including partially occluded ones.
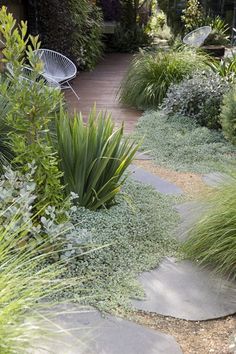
[132,257,236,321]
[35,306,183,354]
[129,165,183,195]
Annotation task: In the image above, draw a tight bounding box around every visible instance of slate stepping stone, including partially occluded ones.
[132,257,236,321]
[129,165,182,195]
[34,306,183,354]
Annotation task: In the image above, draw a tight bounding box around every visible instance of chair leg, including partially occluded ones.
[65,81,80,101]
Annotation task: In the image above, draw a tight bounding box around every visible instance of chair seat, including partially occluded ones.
[34,49,77,82]
[183,26,212,47]
[34,48,79,100]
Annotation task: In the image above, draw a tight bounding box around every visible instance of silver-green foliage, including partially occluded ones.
[119,48,208,109]
[220,85,236,145]
[63,179,179,312]
[182,174,236,279]
[0,167,80,354]
[0,164,70,248]
[57,107,139,210]
[134,110,236,173]
[162,71,229,129]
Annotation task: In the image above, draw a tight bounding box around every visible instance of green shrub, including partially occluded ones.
[0,8,64,212]
[181,0,204,32]
[0,164,70,250]
[0,168,81,353]
[146,7,172,41]
[182,174,236,279]
[220,85,236,145]
[119,48,208,109]
[56,107,139,210]
[203,16,230,46]
[109,24,151,53]
[162,71,229,129]
[108,0,151,52]
[134,110,236,173]
[30,0,103,70]
[208,55,236,82]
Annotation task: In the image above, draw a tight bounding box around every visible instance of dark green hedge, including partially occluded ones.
[28,0,104,70]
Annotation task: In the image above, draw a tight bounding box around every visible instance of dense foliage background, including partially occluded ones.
[28,0,104,70]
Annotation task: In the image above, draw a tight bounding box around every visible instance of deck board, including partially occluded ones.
[64,53,142,133]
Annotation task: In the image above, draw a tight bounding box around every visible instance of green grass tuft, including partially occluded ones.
[182,174,236,279]
[119,48,208,109]
[134,110,236,173]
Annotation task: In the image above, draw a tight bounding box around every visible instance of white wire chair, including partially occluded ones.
[34,49,79,100]
[183,26,212,47]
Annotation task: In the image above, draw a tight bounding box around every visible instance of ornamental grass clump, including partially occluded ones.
[57,107,139,210]
[119,47,208,109]
[182,174,236,279]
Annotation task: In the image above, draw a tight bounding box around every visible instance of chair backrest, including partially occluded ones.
[34,49,77,83]
[183,26,212,47]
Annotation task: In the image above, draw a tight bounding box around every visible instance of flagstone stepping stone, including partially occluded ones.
[34,306,183,354]
[129,165,183,195]
[132,257,236,321]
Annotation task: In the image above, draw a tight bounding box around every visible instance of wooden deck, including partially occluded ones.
[64,53,142,133]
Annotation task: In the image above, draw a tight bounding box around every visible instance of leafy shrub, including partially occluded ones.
[108,0,151,52]
[182,174,236,279]
[29,0,103,70]
[220,85,236,144]
[0,8,64,212]
[181,0,204,32]
[134,110,236,173]
[0,164,69,248]
[56,107,139,210]
[208,55,236,82]
[0,166,82,353]
[146,8,172,41]
[110,24,151,53]
[203,16,230,46]
[162,71,229,129]
[119,48,208,109]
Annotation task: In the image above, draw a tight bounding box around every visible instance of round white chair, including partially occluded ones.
[183,26,212,47]
[34,49,79,100]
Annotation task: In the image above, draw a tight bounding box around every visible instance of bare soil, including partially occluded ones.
[133,160,208,198]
